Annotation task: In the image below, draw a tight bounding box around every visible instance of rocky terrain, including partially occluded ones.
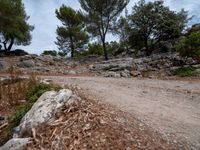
[0,52,200,149]
[0,52,199,79]
[91,52,200,78]
[0,55,99,75]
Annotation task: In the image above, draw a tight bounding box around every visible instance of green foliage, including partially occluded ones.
[171,67,198,77]
[76,43,103,57]
[10,83,61,127]
[58,51,66,57]
[114,10,130,52]
[128,0,188,55]
[79,0,129,60]
[76,41,122,58]
[87,43,104,55]
[55,5,89,58]
[42,50,58,56]
[0,0,34,51]
[176,32,200,58]
[107,41,121,55]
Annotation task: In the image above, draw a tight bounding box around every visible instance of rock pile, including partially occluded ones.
[0,52,199,78]
[91,57,133,78]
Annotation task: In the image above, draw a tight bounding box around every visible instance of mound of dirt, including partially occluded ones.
[27,99,183,150]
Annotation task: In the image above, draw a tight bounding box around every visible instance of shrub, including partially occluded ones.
[75,43,104,58]
[176,32,200,59]
[42,50,58,56]
[58,51,66,57]
[171,67,198,77]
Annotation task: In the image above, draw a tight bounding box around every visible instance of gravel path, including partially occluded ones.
[43,76,200,148]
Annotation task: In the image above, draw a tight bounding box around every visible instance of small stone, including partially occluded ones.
[130,70,141,77]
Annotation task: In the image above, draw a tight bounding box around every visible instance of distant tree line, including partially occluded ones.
[55,0,192,60]
[0,0,199,61]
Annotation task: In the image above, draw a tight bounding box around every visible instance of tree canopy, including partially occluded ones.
[114,9,131,53]
[128,0,188,55]
[0,0,34,51]
[176,31,200,59]
[55,5,89,58]
[79,0,129,60]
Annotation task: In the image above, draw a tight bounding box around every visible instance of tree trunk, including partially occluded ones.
[144,37,152,56]
[69,36,75,58]
[7,38,14,51]
[102,39,108,60]
[124,43,129,53]
[3,40,8,51]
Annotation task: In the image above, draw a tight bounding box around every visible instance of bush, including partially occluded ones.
[76,43,104,58]
[58,51,66,57]
[171,67,198,77]
[107,41,121,55]
[176,32,200,59]
[42,50,58,56]
[0,49,29,57]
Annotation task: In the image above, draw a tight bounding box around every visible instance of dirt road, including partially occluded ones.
[42,76,200,148]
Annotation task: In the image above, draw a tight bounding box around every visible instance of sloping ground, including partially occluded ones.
[28,99,183,149]
[41,76,200,149]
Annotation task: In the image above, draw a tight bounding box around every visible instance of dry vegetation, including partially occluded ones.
[0,66,39,145]
[27,98,185,150]
[0,66,38,115]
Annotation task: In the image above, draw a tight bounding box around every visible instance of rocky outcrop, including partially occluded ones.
[91,58,133,78]
[0,52,199,78]
[91,53,199,78]
[17,60,35,68]
[92,58,133,71]
[0,54,93,75]
[14,89,77,137]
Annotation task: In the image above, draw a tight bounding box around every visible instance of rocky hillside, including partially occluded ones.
[0,55,100,75]
[91,53,200,78]
[0,52,199,78]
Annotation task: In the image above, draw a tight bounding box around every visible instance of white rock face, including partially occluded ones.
[16,89,73,137]
[0,138,31,150]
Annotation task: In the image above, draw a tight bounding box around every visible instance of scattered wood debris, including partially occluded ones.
[27,99,186,150]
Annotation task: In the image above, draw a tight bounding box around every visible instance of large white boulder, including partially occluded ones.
[15,89,74,137]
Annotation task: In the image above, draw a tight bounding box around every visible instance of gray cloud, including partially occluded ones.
[18,0,200,54]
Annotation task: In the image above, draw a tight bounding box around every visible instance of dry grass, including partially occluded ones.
[0,66,38,113]
[0,67,39,146]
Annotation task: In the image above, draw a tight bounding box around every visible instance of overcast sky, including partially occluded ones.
[17,0,200,54]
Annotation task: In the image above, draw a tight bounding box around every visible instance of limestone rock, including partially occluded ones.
[104,71,121,78]
[0,138,31,150]
[120,70,131,78]
[17,60,35,68]
[15,89,74,137]
[68,70,76,75]
[93,58,133,71]
[131,70,141,77]
[0,61,4,71]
